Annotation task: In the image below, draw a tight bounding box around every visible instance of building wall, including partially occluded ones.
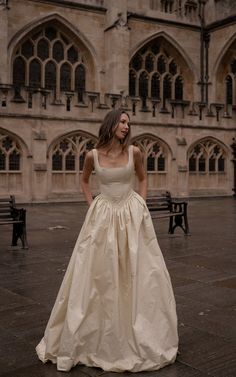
[0,0,236,202]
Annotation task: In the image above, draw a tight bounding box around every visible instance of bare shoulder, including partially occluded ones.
[133,145,142,160]
[84,150,94,167]
[85,150,94,160]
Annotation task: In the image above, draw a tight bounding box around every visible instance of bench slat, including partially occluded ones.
[0,220,23,225]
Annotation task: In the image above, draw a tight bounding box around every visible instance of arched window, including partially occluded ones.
[51,134,97,173]
[133,137,167,172]
[0,134,21,172]
[129,38,184,105]
[188,140,226,174]
[224,58,236,105]
[12,24,87,101]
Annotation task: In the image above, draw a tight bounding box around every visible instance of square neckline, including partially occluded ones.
[94,146,132,170]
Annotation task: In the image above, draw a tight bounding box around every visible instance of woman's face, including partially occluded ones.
[114,113,130,141]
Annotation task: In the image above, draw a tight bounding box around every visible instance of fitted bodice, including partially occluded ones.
[92,146,135,203]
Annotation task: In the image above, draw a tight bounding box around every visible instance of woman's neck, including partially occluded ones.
[102,139,124,155]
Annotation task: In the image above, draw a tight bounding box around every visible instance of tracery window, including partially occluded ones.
[225,58,236,105]
[133,137,167,172]
[188,140,226,173]
[51,134,97,173]
[0,134,21,172]
[12,25,86,99]
[129,39,184,103]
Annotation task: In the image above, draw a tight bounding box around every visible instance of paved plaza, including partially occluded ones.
[0,198,236,377]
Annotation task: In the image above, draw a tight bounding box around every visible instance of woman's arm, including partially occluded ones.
[81,151,94,206]
[133,146,147,201]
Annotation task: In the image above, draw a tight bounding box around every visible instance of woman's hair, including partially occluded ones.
[96,108,131,151]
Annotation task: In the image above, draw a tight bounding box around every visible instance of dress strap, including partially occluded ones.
[129,145,134,168]
[92,149,99,170]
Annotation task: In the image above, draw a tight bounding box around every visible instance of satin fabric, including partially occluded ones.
[36,146,178,372]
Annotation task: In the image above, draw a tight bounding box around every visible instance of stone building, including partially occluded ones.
[0,0,236,202]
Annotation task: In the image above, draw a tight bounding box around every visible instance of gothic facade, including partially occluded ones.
[0,0,236,202]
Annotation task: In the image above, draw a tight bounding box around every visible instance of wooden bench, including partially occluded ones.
[0,196,28,249]
[146,191,190,235]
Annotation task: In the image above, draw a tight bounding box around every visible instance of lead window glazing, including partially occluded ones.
[12,25,86,99]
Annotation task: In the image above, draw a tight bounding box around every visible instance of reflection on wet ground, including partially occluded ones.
[0,198,236,377]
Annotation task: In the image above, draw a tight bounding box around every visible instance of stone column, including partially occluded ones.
[104,0,130,95]
[0,1,9,84]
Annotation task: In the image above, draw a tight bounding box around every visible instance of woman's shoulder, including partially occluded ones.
[132,145,142,156]
[85,150,95,164]
[86,149,95,158]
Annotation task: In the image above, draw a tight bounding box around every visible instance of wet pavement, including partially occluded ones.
[0,198,236,377]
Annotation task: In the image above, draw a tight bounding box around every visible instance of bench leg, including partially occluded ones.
[168,215,174,234]
[12,223,29,249]
[183,203,190,236]
[12,208,29,249]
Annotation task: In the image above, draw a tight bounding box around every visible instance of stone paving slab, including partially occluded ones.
[0,198,236,377]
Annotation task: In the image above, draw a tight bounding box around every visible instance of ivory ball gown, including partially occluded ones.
[36,146,178,372]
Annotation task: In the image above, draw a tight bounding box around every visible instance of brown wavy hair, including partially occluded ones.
[96,108,131,151]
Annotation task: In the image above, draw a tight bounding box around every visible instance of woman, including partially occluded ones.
[36,108,178,372]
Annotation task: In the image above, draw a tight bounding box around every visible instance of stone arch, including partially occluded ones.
[187,136,230,157]
[214,34,236,104]
[0,127,30,156]
[129,32,195,101]
[130,31,197,80]
[0,128,30,197]
[214,32,236,78]
[187,137,229,195]
[8,13,99,90]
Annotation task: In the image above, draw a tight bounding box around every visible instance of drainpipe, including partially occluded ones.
[204,31,210,105]
[231,138,236,197]
[198,0,207,103]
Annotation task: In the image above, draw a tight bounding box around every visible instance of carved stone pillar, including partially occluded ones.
[104,0,130,95]
[0,1,9,84]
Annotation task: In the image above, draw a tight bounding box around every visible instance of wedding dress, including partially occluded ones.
[36,145,178,372]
